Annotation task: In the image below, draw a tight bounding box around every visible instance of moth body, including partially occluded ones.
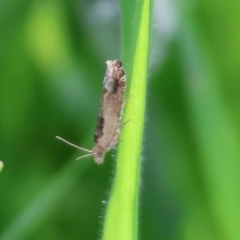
[57,59,126,164]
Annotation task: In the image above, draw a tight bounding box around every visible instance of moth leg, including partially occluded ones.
[122,95,132,108]
[108,118,131,151]
[108,128,120,150]
[120,119,131,129]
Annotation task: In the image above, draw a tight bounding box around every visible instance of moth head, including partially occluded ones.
[92,146,105,164]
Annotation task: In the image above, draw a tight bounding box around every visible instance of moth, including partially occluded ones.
[56,59,126,164]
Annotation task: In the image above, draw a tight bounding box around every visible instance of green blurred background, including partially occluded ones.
[1,0,240,239]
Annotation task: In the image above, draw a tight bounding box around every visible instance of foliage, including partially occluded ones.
[0,0,240,239]
[102,0,150,239]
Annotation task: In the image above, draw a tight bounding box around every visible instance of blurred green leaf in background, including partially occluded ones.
[1,0,240,239]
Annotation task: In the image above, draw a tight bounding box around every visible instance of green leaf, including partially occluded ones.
[175,2,240,238]
[102,0,151,239]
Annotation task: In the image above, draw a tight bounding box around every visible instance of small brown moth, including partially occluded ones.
[56,59,126,164]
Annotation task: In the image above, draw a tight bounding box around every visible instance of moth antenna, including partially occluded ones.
[56,136,92,153]
[76,154,93,161]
